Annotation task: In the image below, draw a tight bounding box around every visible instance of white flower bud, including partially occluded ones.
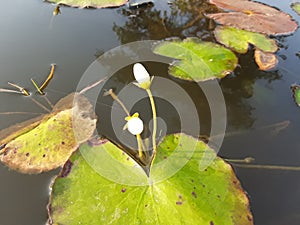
[127,117,144,135]
[133,63,152,89]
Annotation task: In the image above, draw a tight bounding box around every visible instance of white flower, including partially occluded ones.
[124,113,144,135]
[133,63,153,90]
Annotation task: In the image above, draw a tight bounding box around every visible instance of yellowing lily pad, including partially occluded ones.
[0,93,96,174]
[207,0,298,35]
[48,133,253,225]
[153,38,238,81]
[46,0,128,8]
[214,26,278,71]
[214,26,278,54]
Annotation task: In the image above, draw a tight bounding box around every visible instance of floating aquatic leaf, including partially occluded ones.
[207,0,298,35]
[46,0,128,8]
[153,38,238,81]
[0,93,97,174]
[291,84,300,107]
[214,26,278,71]
[214,26,278,54]
[291,2,300,16]
[254,49,278,71]
[49,133,253,225]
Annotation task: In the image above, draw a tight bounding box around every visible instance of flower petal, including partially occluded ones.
[133,63,150,85]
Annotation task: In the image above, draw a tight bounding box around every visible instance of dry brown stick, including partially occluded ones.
[232,163,300,171]
[0,88,22,95]
[0,112,43,115]
[40,64,56,91]
[79,77,107,94]
[7,82,30,96]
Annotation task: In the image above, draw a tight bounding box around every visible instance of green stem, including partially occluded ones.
[30,79,44,95]
[146,88,157,157]
[224,157,255,164]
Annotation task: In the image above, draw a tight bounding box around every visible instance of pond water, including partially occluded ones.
[0,0,299,224]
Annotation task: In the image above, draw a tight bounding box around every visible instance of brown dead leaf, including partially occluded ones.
[254,49,278,71]
[207,0,298,35]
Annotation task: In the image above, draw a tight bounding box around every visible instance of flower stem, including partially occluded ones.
[146,88,157,157]
[136,134,143,159]
[105,89,148,163]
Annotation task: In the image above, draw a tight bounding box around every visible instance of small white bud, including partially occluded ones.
[127,116,144,135]
[124,113,144,135]
[133,63,152,89]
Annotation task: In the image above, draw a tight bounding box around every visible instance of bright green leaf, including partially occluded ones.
[46,0,128,8]
[291,84,300,106]
[214,26,278,54]
[291,2,300,15]
[153,38,238,81]
[49,133,253,225]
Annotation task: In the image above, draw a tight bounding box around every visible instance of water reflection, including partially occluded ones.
[113,0,283,132]
[113,0,219,43]
[221,51,282,129]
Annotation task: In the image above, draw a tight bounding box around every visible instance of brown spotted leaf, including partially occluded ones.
[207,0,298,35]
[0,93,96,174]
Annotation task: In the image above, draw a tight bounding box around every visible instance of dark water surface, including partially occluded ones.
[0,0,299,224]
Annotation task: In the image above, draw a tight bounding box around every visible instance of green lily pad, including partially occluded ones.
[214,26,278,54]
[0,93,96,174]
[49,133,253,225]
[153,38,238,81]
[46,0,128,8]
[291,84,300,106]
[291,2,300,15]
